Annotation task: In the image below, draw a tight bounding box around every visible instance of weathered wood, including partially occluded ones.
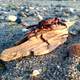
[0,21,75,61]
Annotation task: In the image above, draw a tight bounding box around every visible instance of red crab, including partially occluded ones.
[27,17,67,37]
[15,17,67,45]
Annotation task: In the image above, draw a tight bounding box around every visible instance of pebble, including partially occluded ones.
[20,5,27,11]
[6,15,17,22]
[69,43,80,57]
[69,28,78,35]
[69,8,76,15]
[15,17,22,24]
[37,14,43,21]
[69,21,80,35]
[0,60,6,71]
[25,9,29,13]
[32,69,42,77]
[57,65,60,69]
[0,16,5,21]
[76,63,80,72]
[21,22,29,27]
[42,7,47,11]
[17,11,27,17]
[29,6,35,10]
[35,12,43,21]
[22,28,29,32]
[35,7,40,10]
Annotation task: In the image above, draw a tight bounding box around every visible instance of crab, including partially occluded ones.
[15,17,67,45]
[27,17,67,37]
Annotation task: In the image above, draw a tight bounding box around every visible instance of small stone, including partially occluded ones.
[8,22,16,26]
[0,16,5,21]
[25,9,29,13]
[0,60,6,71]
[17,11,27,17]
[29,6,34,10]
[37,14,43,21]
[69,43,80,57]
[35,7,40,10]
[42,67,48,72]
[35,12,43,21]
[22,28,29,32]
[42,7,47,11]
[69,8,75,13]
[20,5,26,11]
[57,65,60,69]
[7,15,17,22]
[63,12,70,17]
[32,69,41,77]
[21,22,29,27]
[69,28,78,35]
[15,17,22,24]
[76,63,80,72]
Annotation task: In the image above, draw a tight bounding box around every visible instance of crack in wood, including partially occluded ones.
[40,34,50,49]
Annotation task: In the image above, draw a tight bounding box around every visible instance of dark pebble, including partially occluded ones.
[76,62,80,72]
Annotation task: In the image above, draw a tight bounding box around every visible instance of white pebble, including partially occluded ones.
[43,7,47,11]
[7,15,17,22]
[57,65,60,69]
[29,6,34,10]
[36,7,40,10]
[32,69,41,77]
[22,28,29,32]
[37,14,43,21]
[69,8,75,13]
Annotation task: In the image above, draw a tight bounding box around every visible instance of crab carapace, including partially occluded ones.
[27,17,67,36]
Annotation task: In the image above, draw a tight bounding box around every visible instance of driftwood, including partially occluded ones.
[0,21,75,61]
